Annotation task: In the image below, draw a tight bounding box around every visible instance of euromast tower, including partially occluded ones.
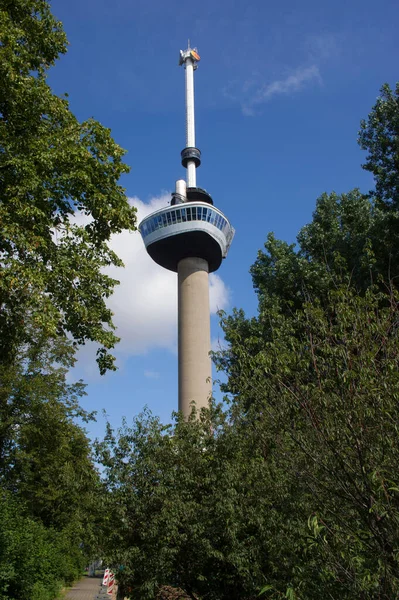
[139,44,234,417]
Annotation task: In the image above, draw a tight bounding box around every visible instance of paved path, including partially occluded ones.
[64,576,109,600]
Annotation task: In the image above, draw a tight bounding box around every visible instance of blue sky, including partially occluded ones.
[49,0,398,440]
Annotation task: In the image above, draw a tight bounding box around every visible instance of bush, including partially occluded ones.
[0,492,85,600]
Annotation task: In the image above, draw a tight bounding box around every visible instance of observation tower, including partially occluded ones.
[139,43,234,417]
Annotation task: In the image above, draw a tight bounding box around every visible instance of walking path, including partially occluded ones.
[63,576,111,600]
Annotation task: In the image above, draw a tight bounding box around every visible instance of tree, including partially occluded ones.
[0,0,136,373]
[215,189,377,403]
[357,83,399,284]
[0,490,87,600]
[100,286,399,599]
[219,286,399,598]
[0,327,101,538]
[359,83,399,209]
[210,82,399,597]
[97,407,297,600]
[246,83,399,332]
[0,327,103,599]
[0,4,128,594]
[216,185,399,405]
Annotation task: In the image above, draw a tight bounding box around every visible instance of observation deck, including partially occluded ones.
[139,202,235,273]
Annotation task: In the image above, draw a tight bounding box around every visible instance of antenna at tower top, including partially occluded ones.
[179,42,201,187]
[179,42,200,68]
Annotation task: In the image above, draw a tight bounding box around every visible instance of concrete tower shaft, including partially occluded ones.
[178,257,212,414]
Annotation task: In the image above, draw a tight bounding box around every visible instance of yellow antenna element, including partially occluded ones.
[191,50,200,61]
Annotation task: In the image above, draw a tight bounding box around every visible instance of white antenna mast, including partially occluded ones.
[179,43,201,188]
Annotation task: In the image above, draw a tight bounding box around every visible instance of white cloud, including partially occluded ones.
[68,195,230,378]
[305,33,341,62]
[255,65,320,101]
[242,65,321,116]
[223,32,340,116]
[144,370,160,379]
[104,195,230,357]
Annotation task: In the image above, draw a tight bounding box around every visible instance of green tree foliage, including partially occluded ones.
[0,1,138,597]
[0,0,136,373]
[215,189,378,401]
[210,82,399,597]
[100,287,399,600]
[218,84,399,402]
[357,83,399,285]
[0,491,86,600]
[0,321,98,526]
[97,408,284,600]
[244,83,399,325]
[359,83,399,208]
[0,2,132,588]
[221,287,399,598]
[0,331,102,599]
